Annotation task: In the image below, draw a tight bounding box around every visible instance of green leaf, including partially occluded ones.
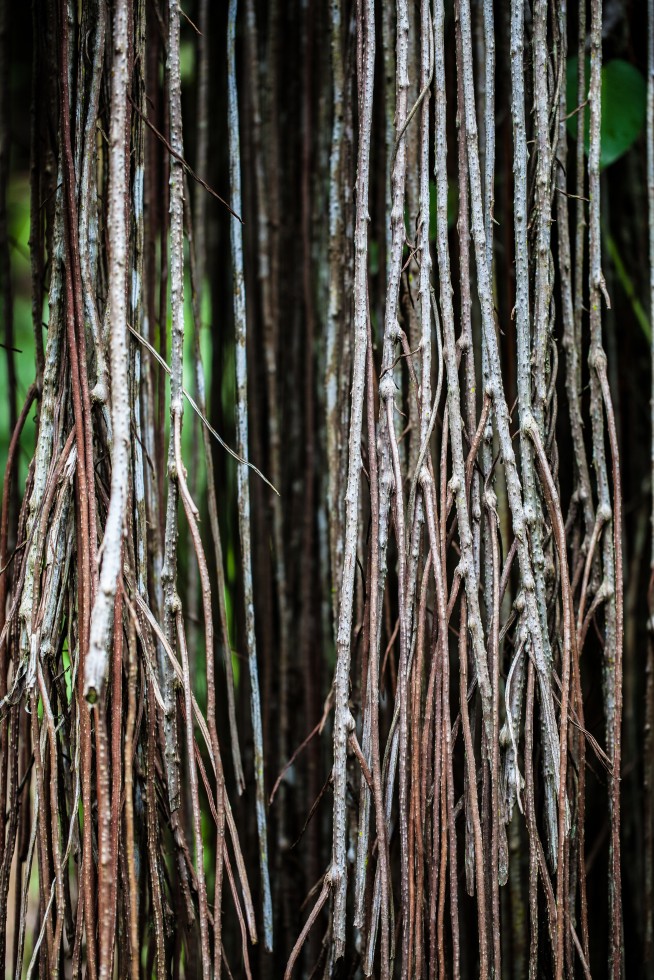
[566,56,646,170]
[180,40,195,83]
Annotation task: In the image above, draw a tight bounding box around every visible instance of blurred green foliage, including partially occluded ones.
[2,176,40,488]
[566,56,646,169]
